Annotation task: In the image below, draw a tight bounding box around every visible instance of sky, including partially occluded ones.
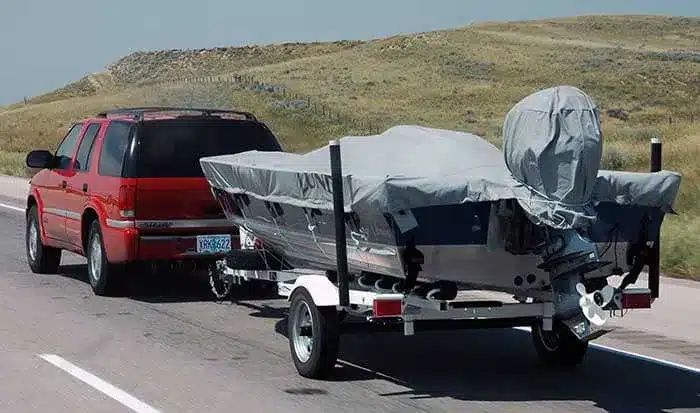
[0,0,698,106]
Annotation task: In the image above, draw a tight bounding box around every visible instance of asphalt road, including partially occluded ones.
[0,192,698,413]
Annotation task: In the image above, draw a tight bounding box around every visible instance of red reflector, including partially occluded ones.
[622,289,652,309]
[373,298,402,318]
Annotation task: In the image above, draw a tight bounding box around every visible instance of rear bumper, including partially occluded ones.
[137,233,240,261]
[101,223,240,263]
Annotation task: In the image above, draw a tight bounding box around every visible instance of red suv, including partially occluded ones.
[24,107,283,296]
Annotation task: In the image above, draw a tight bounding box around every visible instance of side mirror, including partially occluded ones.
[26,150,55,169]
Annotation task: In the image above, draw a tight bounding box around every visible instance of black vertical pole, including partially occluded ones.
[329,140,350,308]
[649,136,662,299]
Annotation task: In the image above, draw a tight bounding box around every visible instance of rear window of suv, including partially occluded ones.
[134,117,282,178]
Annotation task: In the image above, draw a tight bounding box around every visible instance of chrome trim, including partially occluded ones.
[43,207,81,220]
[106,219,135,229]
[43,207,63,216]
[135,219,231,229]
[42,210,231,230]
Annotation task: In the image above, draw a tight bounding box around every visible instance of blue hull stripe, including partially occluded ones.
[215,191,665,247]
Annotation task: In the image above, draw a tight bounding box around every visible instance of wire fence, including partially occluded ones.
[132,73,385,135]
[18,69,698,137]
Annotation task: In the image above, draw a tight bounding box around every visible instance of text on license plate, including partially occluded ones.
[196,234,232,253]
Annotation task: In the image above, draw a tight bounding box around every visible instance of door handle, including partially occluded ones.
[82,183,88,192]
[61,180,67,189]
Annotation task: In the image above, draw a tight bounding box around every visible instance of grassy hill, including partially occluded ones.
[1,14,698,278]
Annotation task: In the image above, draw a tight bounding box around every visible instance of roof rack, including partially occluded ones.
[95,106,257,121]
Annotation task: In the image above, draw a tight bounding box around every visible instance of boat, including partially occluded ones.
[199,85,682,379]
[200,85,680,293]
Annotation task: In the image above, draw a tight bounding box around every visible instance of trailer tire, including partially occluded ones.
[531,319,588,370]
[288,287,339,379]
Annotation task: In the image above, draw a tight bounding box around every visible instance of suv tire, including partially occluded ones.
[26,205,62,274]
[86,220,123,296]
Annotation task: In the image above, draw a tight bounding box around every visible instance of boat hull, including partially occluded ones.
[212,188,665,293]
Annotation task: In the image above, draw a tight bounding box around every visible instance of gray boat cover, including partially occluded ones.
[200,86,681,230]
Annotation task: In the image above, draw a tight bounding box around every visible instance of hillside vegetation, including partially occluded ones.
[1,14,698,278]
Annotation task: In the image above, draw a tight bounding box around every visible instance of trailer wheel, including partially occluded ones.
[288,287,339,379]
[531,319,588,370]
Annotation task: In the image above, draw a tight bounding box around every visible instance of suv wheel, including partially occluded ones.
[26,205,62,274]
[86,220,122,296]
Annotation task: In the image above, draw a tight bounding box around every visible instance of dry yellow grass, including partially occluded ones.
[0,14,698,278]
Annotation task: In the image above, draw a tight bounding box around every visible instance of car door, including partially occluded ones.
[64,121,104,248]
[38,123,85,243]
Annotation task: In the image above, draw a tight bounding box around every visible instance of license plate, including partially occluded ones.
[196,234,232,254]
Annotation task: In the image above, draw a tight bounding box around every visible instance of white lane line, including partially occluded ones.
[513,326,700,374]
[38,354,162,413]
[591,342,700,374]
[0,202,24,213]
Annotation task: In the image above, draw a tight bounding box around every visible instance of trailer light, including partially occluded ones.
[373,298,403,318]
[621,288,652,309]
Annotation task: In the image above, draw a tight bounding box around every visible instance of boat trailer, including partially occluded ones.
[210,137,664,380]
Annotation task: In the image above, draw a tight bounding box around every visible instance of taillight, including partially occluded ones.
[118,184,136,218]
[372,297,403,318]
[621,289,653,309]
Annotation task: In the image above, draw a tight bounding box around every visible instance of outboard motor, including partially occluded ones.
[502,85,612,340]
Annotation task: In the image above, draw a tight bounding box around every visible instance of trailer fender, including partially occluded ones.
[287,275,339,307]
